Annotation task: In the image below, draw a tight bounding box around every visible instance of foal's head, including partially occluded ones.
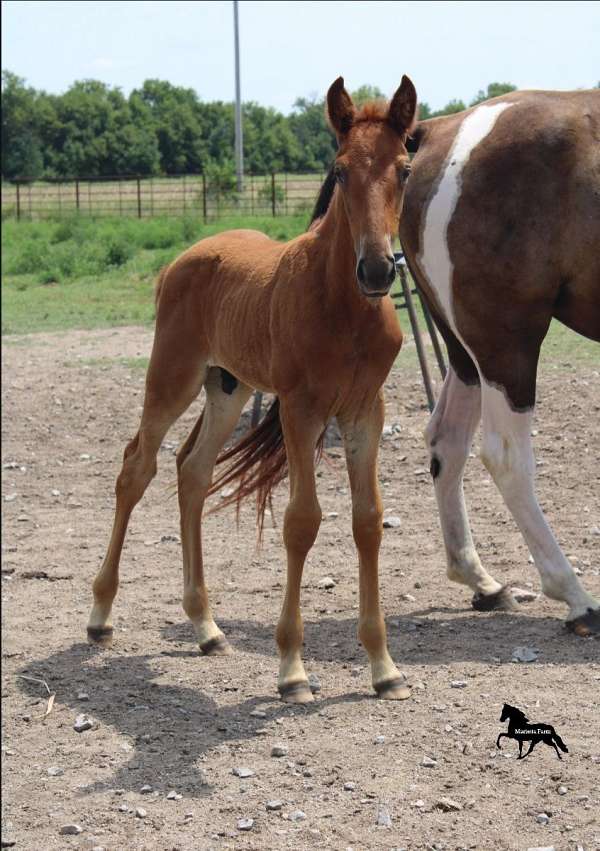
[327,75,417,297]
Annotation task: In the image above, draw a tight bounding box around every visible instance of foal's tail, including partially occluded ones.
[206,398,326,539]
[552,731,569,753]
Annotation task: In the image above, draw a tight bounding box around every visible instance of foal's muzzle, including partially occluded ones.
[356,254,396,298]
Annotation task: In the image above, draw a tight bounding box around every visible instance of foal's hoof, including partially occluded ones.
[472,585,519,613]
[566,608,600,637]
[200,635,234,656]
[86,625,113,647]
[278,680,314,704]
[374,677,411,701]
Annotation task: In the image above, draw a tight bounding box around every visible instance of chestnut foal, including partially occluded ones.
[88,76,418,702]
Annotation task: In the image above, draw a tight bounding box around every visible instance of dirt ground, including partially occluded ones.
[2,326,599,851]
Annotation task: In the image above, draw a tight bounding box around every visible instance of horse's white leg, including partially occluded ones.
[479,381,599,633]
[425,368,514,607]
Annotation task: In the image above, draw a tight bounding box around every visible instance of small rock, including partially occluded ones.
[166,790,182,800]
[289,810,306,822]
[140,785,153,794]
[401,593,416,602]
[512,646,539,663]
[271,744,288,758]
[59,825,83,836]
[77,692,89,701]
[135,808,147,819]
[79,453,91,460]
[47,766,64,776]
[343,782,356,791]
[73,714,92,733]
[326,512,339,519]
[527,847,555,851]
[318,576,335,589]
[4,494,17,502]
[308,673,321,693]
[118,804,129,813]
[536,812,550,825]
[237,818,254,831]
[411,799,425,808]
[249,709,266,718]
[377,807,392,827]
[374,735,385,745]
[232,767,255,778]
[383,516,401,529]
[436,797,462,812]
[450,680,467,688]
[557,785,568,795]
[421,756,437,768]
[266,800,283,811]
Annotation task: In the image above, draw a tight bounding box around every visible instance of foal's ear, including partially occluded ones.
[327,77,356,138]
[388,75,418,136]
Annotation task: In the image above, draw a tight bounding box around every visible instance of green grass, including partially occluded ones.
[2,214,598,368]
[1,215,308,334]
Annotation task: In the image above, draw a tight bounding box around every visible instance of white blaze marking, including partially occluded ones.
[417,101,515,336]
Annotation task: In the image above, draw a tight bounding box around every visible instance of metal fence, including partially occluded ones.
[1,172,327,221]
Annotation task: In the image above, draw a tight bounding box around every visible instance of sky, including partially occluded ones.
[2,0,599,113]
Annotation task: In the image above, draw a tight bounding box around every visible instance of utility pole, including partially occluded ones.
[233,0,243,192]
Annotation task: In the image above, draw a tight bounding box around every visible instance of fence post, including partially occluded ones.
[16,182,21,221]
[75,179,80,213]
[202,173,207,222]
[137,177,142,218]
[271,173,276,217]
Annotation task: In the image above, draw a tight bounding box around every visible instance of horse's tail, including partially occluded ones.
[206,398,326,539]
[552,731,568,753]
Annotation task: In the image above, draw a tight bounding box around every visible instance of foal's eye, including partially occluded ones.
[399,164,412,184]
[334,164,347,184]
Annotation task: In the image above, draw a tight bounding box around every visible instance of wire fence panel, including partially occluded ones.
[1,173,327,221]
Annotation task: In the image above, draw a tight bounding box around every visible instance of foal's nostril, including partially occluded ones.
[356,258,366,284]
[386,256,396,285]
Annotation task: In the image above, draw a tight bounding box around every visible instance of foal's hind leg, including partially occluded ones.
[88,352,207,645]
[425,367,516,610]
[480,380,599,633]
[339,393,409,700]
[177,368,252,654]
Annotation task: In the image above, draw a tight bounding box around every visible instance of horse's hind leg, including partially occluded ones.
[425,366,516,610]
[87,344,208,645]
[479,375,599,634]
[177,368,252,654]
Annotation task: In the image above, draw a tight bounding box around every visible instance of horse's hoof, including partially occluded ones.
[278,680,314,704]
[374,677,411,701]
[200,635,233,656]
[87,625,113,646]
[566,607,600,637]
[472,585,519,612]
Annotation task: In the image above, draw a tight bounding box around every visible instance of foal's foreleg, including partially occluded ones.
[276,406,324,703]
[425,368,515,610]
[480,382,599,634]
[340,393,409,700]
[177,368,252,654]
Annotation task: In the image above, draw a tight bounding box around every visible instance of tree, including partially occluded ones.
[470,82,517,105]
[1,71,44,179]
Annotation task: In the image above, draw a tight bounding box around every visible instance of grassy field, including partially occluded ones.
[2,215,597,368]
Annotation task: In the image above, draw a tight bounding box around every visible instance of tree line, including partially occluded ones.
[1,72,520,181]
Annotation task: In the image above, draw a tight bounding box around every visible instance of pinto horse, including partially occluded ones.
[88,76,418,703]
[314,89,599,634]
